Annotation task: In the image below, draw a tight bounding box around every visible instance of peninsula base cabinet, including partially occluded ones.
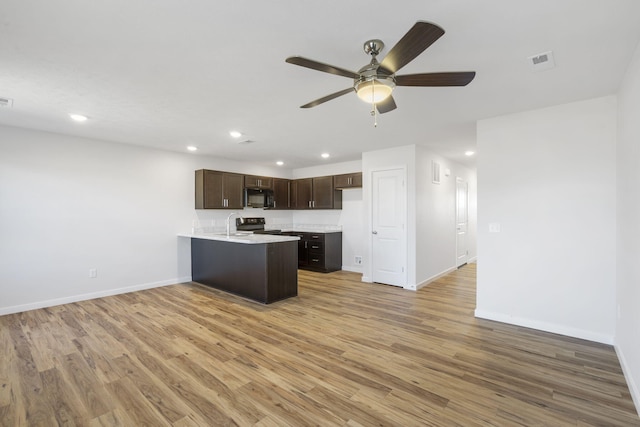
[191,238,298,304]
[285,231,342,273]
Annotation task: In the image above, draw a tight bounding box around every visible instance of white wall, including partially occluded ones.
[476,96,618,344]
[616,39,640,413]
[0,125,291,314]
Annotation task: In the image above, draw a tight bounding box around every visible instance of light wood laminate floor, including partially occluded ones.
[1,264,638,426]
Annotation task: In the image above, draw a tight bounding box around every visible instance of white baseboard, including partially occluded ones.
[416,267,457,290]
[361,275,372,283]
[342,265,363,274]
[615,344,640,417]
[474,309,614,345]
[0,276,192,316]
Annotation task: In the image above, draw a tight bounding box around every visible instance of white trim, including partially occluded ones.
[370,166,408,287]
[0,276,192,316]
[404,282,417,291]
[416,267,457,290]
[474,309,614,345]
[341,265,363,274]
[615,345,640,417]
[361,275,372,283]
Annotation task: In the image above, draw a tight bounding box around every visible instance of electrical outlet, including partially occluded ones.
[355,256,362,265]
[89,268,97,278]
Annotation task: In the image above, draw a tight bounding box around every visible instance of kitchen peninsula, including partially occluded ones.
[179,233,299,304]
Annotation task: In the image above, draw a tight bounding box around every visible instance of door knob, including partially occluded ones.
[372,231,378,234]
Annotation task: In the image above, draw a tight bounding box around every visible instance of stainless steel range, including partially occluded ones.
[235,217,282,235]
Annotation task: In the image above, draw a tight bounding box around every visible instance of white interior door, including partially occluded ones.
[456,177,469,267]
[372,168,406,287]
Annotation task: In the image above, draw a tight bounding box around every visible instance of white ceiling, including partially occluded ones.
[1,1,639,169]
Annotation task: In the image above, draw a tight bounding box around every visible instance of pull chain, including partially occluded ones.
[370,80,378,127]
[371,103,378,127]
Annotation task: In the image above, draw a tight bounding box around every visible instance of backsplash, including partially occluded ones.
[190,209,342,234]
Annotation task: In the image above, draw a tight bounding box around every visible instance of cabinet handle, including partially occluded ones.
[308,201,311,208]
[312,201,315,208]
[311,259,320,262]
[372,230,378,234]
[305,241,308,248]
[273,200,276,208]
[311,235,319,239]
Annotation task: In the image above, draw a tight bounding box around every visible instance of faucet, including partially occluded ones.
[226,212,238,237]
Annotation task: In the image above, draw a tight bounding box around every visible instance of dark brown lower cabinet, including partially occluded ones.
[284,231,342,273]
[190,238,298,304]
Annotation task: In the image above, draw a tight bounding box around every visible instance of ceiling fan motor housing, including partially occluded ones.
[355,55,396,103]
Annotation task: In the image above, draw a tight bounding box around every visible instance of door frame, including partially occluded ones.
[455,176,469,268]
[368,166,408,287]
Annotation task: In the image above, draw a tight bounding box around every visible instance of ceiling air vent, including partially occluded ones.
[0,97,14,108]
[528,51,555,72]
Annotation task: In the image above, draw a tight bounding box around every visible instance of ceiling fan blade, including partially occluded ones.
[286,56,359,79]
[379,21,445,74]
[395,72,476,87]
[376,95,397,114]
[300,87,355,108]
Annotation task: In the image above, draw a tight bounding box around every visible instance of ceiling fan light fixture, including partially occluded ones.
[355,78,395,104]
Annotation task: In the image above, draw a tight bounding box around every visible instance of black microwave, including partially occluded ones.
[244,188,275,208]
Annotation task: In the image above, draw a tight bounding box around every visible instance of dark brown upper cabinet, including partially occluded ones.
[244,175,273,190]
[334,172,362,189]
[272,178,291,209]
[195,169,244,209]
[292,176,342,209]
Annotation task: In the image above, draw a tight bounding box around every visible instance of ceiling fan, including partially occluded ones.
[285,21,475,115]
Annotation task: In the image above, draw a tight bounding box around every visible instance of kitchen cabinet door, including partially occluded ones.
[273,178,290,209]
[292,178,313,209]
[312,176,334,209]
[223,173,244,208]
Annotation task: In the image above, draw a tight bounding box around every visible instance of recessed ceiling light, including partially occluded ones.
[229,130,242,139]
[321,153,330,159]
[465,151,475,156]
[69,113,88,122]
[276,161,284,166]
[187,145,198,152]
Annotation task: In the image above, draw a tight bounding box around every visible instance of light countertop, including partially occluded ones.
[178,232,299,245]
[280,229,342,234]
